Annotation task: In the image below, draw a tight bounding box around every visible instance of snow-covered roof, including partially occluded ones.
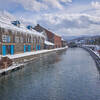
[0,20,44,37]
[0,11,44,38]
[44,40,55,46]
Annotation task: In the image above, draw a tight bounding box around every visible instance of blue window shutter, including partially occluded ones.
[30,45,31,51]
[28,45,31,51]
[36,45,37,50]
[24,45,26,52]
[2,45,6,56]
[38,45,39,50]
[39,45,40,50]
[36,45,38,50]
[11,45,14,55]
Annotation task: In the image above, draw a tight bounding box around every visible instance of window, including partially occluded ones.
[2,35,11,43]
[20,37,23,43]
[28,37,30,43]
[15,36,20,43]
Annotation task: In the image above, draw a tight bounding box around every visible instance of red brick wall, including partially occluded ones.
[54,35,62,48]
[34,25,54,43]
[45,30,54,43]
[34,24,62,48]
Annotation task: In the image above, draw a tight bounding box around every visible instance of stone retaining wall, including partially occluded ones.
[0,47,67,77]
[82,47,100,70]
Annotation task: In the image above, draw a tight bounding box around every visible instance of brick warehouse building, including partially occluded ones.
[0,21,45,56]
[34,24,63,48]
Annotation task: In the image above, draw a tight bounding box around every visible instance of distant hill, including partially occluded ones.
[63,35,100,41]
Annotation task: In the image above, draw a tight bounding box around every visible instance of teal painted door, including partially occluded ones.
[11,45,14,55]
[33,45,34,50]
[39,45,41,50]
[36,45,38,50]
[28,45,31,52]
[24,45,26,52]
[2,45,6,56]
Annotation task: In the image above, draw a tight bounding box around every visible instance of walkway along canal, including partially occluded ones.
[0,48,100,100]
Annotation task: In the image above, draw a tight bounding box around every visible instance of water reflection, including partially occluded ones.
[0,48,100,100]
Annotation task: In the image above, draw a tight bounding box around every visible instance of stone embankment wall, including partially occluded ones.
[0,47,67,76]
[82,47,100,70]
[0,57,12,69]
[12,48,67,64]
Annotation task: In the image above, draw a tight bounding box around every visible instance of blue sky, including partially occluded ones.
[0,0,100,37]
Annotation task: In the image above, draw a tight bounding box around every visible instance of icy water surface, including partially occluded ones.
[0,48,100,100]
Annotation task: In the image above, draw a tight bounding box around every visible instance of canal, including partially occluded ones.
[0,48,100,100]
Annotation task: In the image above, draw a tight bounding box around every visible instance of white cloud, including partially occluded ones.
[91,1,100,9]
[61,0,72,3]
[14,11,100,36]
[1,0,100,37]
[35,13,100,36]
[17,11,100,36]
[11,0,72,11]
[12,0,48,11]
[43,0,63,9]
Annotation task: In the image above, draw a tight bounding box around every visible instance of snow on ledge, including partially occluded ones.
[0,63,25,74]
[90,49,100,59]
[44,40,54,46]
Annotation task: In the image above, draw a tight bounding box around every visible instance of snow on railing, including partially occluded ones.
[82,45,100,58]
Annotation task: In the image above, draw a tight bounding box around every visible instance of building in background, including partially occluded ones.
[34,24,65,48]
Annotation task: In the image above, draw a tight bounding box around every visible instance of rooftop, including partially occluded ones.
[0,12,44,37]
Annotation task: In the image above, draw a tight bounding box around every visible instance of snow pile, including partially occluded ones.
[0,63,25,74]
[45,40,54,46]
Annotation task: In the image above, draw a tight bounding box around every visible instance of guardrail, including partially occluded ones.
[81,46,100,70]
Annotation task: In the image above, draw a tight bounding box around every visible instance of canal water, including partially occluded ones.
[0,48,100,100]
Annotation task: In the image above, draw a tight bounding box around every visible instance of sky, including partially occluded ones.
[0,0,100,37]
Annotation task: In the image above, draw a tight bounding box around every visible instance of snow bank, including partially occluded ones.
[44,40,55,46]
[0,63,24,74]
